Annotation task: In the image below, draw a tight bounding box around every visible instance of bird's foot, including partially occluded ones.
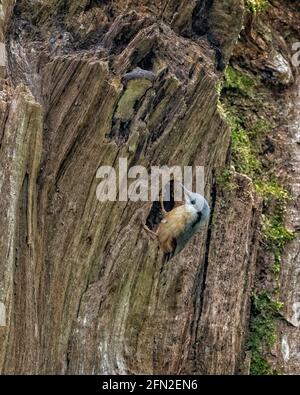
[143,224,157,240]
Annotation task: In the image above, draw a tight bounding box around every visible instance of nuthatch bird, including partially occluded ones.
[144,184,211,260]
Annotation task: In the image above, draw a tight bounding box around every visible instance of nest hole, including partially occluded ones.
[145,180,176,230]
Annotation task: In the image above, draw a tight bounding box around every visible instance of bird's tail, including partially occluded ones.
[159,252,174,273]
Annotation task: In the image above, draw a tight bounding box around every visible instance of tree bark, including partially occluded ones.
[0,0,299,375]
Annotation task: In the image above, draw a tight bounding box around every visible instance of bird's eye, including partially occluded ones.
[191,199,196,205]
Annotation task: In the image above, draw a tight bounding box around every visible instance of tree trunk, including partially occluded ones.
[0,0,299,375]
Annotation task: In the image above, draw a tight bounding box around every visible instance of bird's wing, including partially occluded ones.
[165,205,198,237]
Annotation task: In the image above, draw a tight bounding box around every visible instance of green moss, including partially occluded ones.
[226,114,261,178]
[232,128,261,177]
[217,169,231,185]
[249,119,271,139]
[216,169,237,191]
[246,0,268,15]
[219,99,270,180]
[256,180,294,279]
[220,61,294,375]
[257,180,294,253]
[272,253,281,276]
[255,180,290,205]
[249,181,294,375]
[248,293,283,375]
[224,66,255,96]
[249,186,293,373]
[262,216,295,252]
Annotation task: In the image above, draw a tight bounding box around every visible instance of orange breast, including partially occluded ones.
[157,205,196,254]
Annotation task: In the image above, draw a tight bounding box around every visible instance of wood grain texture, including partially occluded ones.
[0,0,299,375]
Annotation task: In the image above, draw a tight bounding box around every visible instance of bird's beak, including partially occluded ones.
[179,183,193,202]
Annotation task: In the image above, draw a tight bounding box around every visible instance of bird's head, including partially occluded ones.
[180,184,210,219]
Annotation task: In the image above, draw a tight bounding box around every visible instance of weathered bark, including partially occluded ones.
[0,0,299,375]
[276,76,300,374]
